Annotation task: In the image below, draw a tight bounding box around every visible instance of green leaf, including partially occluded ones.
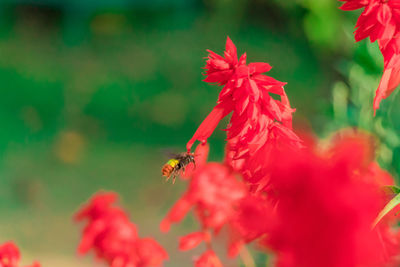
[382,185,400,195]
[372,192,400,228]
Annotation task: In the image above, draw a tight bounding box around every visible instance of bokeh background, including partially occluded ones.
[0,0,399,266]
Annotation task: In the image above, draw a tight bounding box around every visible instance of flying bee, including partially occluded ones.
[162,152,195,183]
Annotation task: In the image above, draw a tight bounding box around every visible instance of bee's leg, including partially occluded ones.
[193,161,196,170]
[171,168,179,184]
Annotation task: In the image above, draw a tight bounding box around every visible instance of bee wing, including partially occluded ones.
[160,148,181,159]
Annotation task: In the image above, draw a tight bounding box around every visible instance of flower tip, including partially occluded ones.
[179,232,206,251]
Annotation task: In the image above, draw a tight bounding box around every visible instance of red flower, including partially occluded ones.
[186,37,299,152]
[186,37,301,188]
[161,143,247,265]
[0,242,40,267]
[340,0,400,46]
[160,145,246,234]
[340,0,400,112]
[374,35,400,111]
[75,192,168,267]
[260,133,400,267]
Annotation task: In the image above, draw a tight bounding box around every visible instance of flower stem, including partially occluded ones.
[239,245,255,267]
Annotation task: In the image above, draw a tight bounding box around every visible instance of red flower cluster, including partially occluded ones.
[186,37,301,188]
[161,143,247,265]
[75,192,168,267]
[156,37,400,267]
[0,242,40,267]
[246,133,400,267]
[340,0,400,112]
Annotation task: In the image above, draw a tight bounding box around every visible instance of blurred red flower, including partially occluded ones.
[0,242,40,267]
[75,192,168,267]
[195,250,223,267]
[258,133,400,267]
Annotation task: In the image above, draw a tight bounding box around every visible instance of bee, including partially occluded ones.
[162,152,195,183]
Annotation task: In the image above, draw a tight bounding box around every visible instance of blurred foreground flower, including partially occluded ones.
[75,192,168,267]
[0,242,40,267]
[247,133,400,267]
[340,0,400,112]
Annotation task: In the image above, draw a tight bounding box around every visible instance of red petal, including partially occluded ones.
[239,52,247,65]
[377,4,392,25]
[218,83,234,101]
[380,23,396,44]
[186,101,233,151]
[340,0,368,11]
[373,63,400,113]
[279,91,295,129]
[195,250,223,267]
[204,69,234,84]
[248,62,272,74]
[194,143,209,168]
[248,79,260,102]
[160,197,192,232]
[206,49,225,61]
[228,240,244,258]
[179,232,208,251]
[136,238,169,266]
[225,36,238,66]
[235,95,250,116]
[271,123,303,145]
[266,97,282,121]
[235,65,249,79]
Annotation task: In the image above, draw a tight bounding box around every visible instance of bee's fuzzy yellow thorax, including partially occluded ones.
[167,159,179,168]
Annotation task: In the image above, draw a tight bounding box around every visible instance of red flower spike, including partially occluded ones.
[340,0,400,111]
[0,242,40,267]
[188,37,299,151]
[187,37,301,188]
[340,0,400,45]
[75,191,168,267]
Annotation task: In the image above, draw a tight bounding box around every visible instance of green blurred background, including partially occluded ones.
[0,0,399,266]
